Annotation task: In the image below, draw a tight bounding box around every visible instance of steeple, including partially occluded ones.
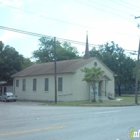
[84,31,90,59]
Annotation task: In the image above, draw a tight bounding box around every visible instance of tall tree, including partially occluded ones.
[22,58,33,69]
[0,45,24,81]
[0,42,33,82]
[90,41,135,96]
[81,67,104,102]
[32,37,79,63]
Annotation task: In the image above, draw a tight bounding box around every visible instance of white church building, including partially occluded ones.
[12,34,116,102]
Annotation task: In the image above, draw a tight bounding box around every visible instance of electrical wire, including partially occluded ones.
[0,26,99,47]
[0,2,95,30]
[1,1,139,38]
[0,1,137,31]
[110,0,140,14]
[88,0,133,16]
[120,0,140,11]
[0,25,137,54]
[75,0,136,23]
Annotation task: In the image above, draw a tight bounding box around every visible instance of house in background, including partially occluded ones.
[11,33,116,102]
[0,81,13,95]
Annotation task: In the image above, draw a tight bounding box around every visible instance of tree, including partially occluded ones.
[81,67,104,102]
[0,42,33,82]
[62,41,78,55]
[32,37,79,63]
[22,58,33,69]
[90,41,135,96]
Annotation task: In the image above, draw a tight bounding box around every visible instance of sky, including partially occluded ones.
[1,0,140,59]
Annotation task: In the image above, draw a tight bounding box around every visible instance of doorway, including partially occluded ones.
[4,87,6,93]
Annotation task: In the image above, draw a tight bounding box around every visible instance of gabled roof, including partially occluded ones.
[12,57,95,77]
[12,57,116,77]
[101,75,112,81]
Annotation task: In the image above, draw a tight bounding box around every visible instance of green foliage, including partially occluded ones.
[81,67,104,102]
[0,41,33,82]
[133,67,140,82]
[62,41,79,55]
[81,67,104,83]
[22,58,33,69]
[32,37,79,63]
[90,41,135,95]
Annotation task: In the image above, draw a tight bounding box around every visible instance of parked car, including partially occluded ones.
[0,92,17,102]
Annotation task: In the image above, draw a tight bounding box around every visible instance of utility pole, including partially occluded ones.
[135,38,140,104]
[134,16,140,104]
[54,37,57,103]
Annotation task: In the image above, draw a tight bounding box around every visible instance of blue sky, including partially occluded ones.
[0,0,140,58]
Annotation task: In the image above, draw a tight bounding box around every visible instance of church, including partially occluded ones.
[12,33,116,101]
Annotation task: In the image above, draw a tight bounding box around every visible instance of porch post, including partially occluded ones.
[105,80,106,96]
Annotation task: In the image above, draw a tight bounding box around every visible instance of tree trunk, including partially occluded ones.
[92,82,96,102]
[118,85,121,96]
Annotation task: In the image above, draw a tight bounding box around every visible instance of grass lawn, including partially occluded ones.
[46,94,140,107]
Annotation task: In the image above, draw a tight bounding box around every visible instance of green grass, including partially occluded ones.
[46,94,140,107]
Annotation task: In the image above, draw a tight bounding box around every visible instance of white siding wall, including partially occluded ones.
[73,58,115,100]
[92,59,115,98]
[14,74,74,101]
[72,69,90,101]
[57,74,74,101]
[14,58,115,101]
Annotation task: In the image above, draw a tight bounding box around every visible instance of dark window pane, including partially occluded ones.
[58,77,63,91]
[45,78,49,91]
[22,79,26,91]
[33,79,37,91]
[16,80,19,87]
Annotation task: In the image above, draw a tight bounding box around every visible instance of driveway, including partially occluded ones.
[0,101,139,140]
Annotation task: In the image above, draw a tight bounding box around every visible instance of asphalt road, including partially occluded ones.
[0,101,140,140]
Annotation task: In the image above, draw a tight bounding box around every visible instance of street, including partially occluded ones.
[0,101,139,140]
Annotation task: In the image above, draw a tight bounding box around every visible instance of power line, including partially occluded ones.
[120,0,140,11]
[0,26,52,38]
[75,0,136,23]
[89,0,133,16]
[0,26,137,53]
[1,1,137,31]
[110,0,140,14]
[0,26,99,47]
[1,1,139,38]
[0,2,95,30]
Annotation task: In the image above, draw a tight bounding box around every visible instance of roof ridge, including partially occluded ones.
[12,58,95,77]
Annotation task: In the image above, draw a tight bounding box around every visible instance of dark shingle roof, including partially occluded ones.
[12,58,96,77]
